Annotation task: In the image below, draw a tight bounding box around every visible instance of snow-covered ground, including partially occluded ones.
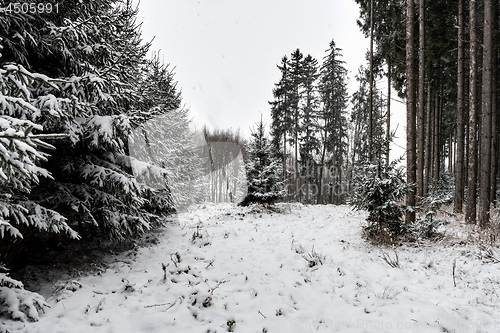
[3,203,500,333]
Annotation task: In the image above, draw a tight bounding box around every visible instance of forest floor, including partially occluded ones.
[3,203,500,333]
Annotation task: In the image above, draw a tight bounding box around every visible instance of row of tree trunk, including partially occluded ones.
[405,0,498,228]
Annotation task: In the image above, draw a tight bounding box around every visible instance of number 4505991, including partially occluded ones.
[4,2,59,14]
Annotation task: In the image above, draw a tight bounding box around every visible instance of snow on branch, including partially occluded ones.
[0,275,49,322]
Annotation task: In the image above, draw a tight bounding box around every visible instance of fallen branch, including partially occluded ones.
[202,278,228,295]
[144,297,180,311]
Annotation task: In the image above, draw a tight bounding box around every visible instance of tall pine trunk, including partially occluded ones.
[283,131,287,201]
[454,0,466,213]
[317,135,327,204]
[368,0,374,162]
[294,104,299,203]
[331,152,336,204]
[386,59,391,167]
[406,0,417,224]
[433,92,440,181]
[466,0,478,224]
[416,0,425,201]
[490,77,497,205]
[448,135,453,174]
[479,0,493,228]
[490,2,499,207]
[424,85,432,196]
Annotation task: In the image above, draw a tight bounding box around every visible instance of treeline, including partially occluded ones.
[0,0,195,321]
[355,0,500,227]
[268,38,392,206]
[269,41,350,205]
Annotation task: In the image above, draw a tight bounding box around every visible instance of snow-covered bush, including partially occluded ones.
[349,159,409,242]
[0,271,49,322]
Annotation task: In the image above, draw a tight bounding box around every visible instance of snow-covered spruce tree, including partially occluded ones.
[0,65,78,239]
[269,56,293,192]
[127,55,185,215]
[298,54,321,204]
[349,154,410,242]
[239,119,284,206]
[137,53,182,122]
[0,8,83,322]
[0,0,188,322]
[318,40,349,204]
[0,0,185,321]
[13,0,174,240]
[0,65,79,323]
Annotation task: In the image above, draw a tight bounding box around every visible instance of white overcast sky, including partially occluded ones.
[135,0,405,154]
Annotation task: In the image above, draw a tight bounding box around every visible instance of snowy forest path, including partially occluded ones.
[5,203,500,333]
